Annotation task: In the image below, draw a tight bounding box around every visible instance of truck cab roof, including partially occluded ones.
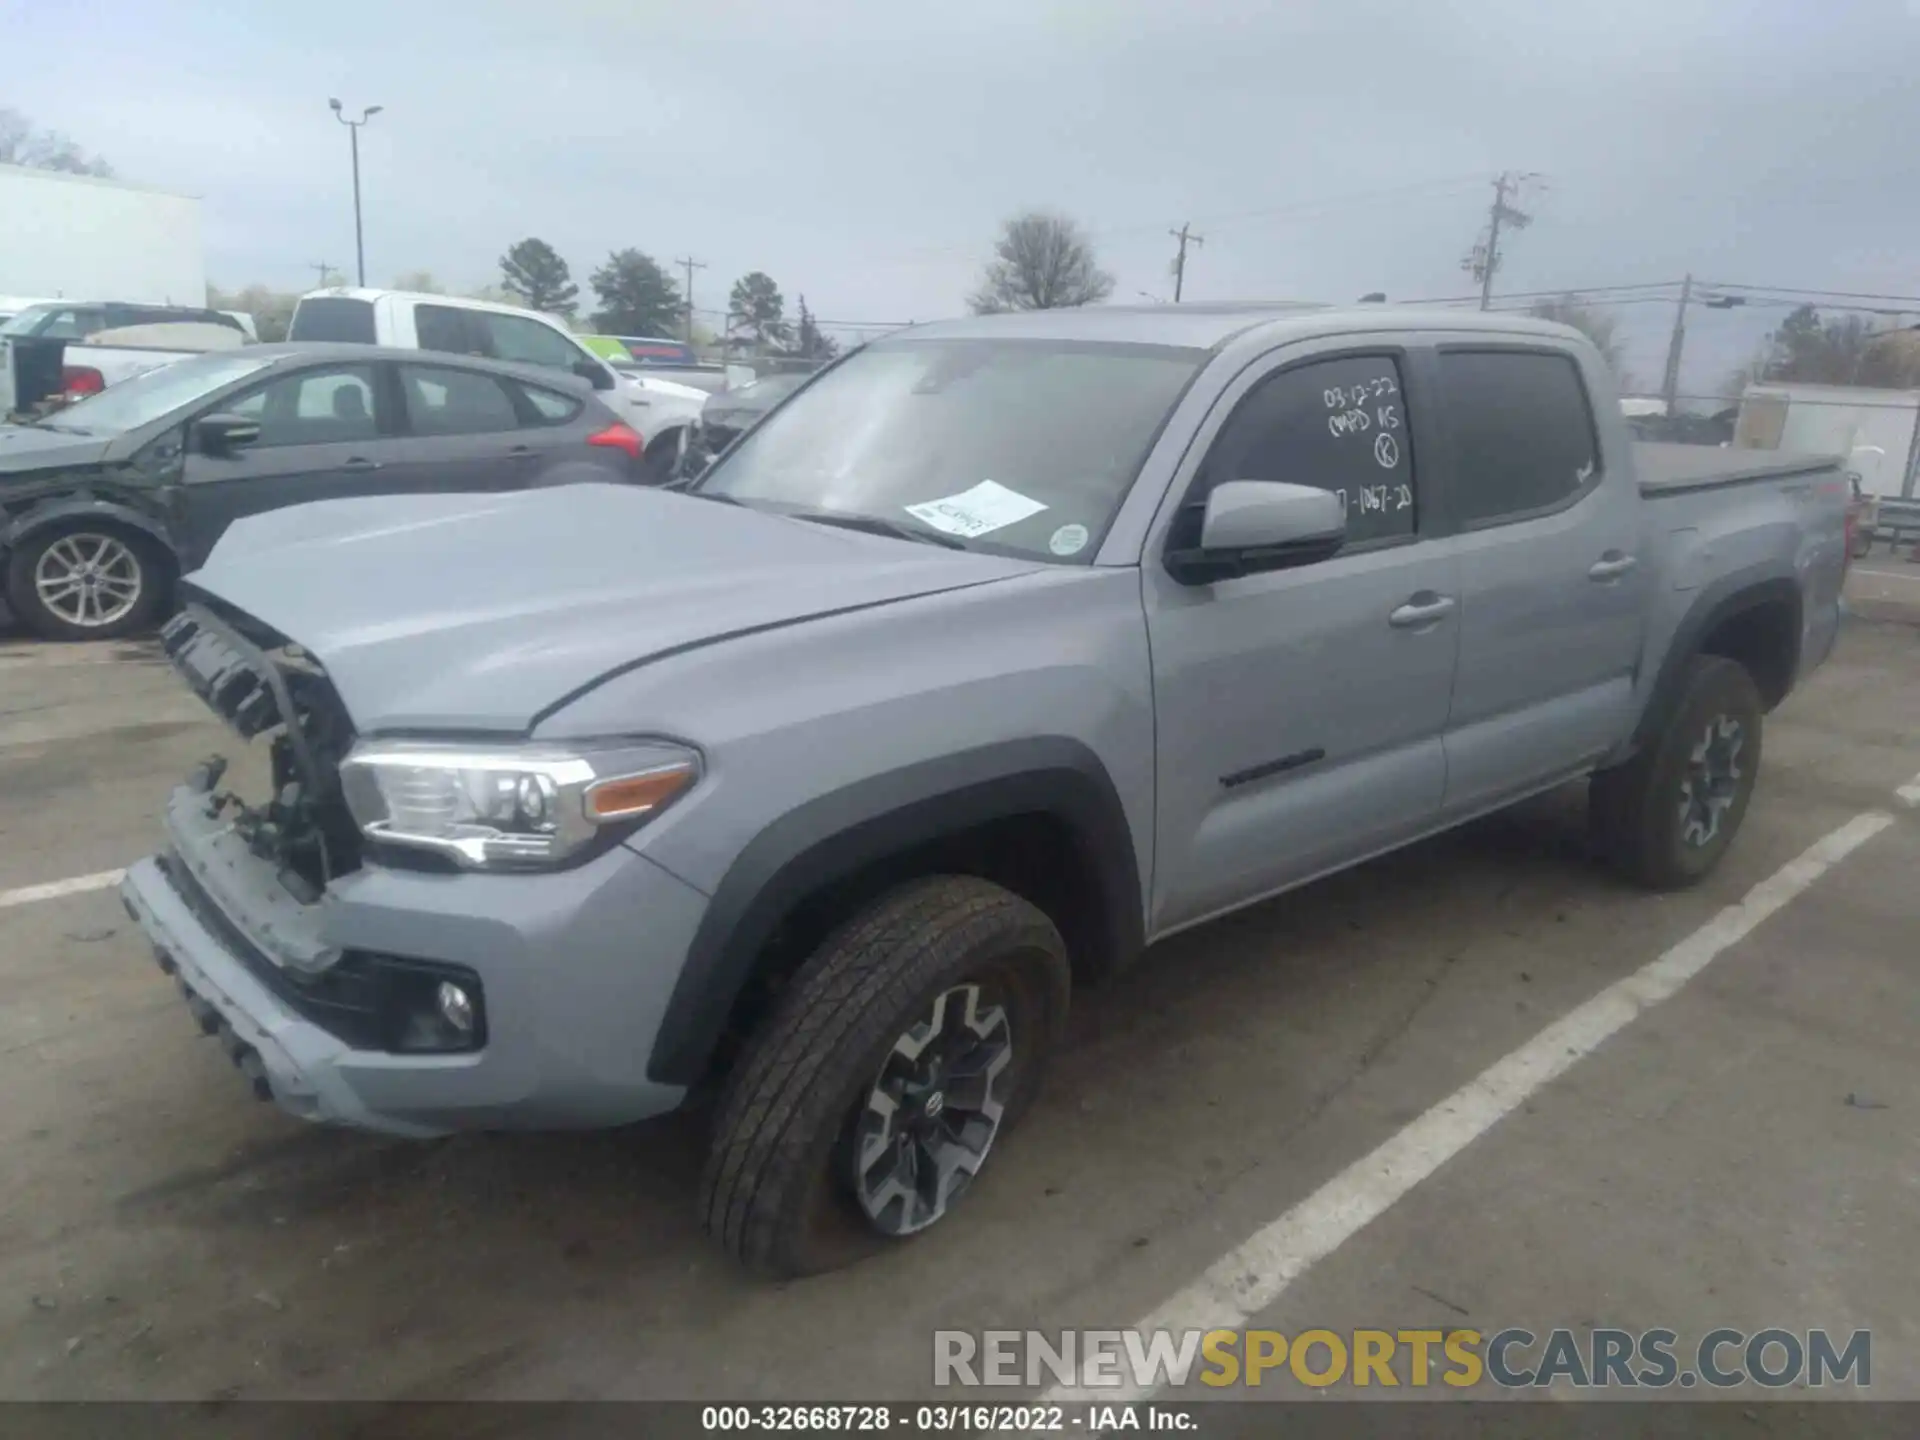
[901,302,1588,353]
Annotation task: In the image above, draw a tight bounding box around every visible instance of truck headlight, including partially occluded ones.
[338,740,699,870]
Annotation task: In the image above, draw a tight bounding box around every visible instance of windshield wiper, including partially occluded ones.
[781,508,968,550]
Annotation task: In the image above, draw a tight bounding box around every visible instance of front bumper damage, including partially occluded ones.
[121,605,708,1137]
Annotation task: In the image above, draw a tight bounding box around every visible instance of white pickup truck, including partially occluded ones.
[288,289,708,480]
[1,301,251,418]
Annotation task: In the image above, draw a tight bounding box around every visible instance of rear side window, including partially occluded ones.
[288,297,378,345]
[1439,351,1600,526]
[415,304,481,356]
[517,384,582,424]
[1197,354,1416,546]
[479,312,588,373]
[400,364,520,435]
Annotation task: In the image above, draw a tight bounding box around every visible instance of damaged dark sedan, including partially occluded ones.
[0,344,646,640]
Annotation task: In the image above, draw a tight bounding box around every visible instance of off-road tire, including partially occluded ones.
[1590,655,1764,890]
[699,876,1070,1278]
[6,523,169,642]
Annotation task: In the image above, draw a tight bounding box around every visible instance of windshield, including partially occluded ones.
[41,351,277,433]
[1,304,88,339]
[695,337,1204,561]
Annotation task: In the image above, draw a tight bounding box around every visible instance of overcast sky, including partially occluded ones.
[8,0,1920,392]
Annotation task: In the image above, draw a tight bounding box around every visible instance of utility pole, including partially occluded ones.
[674,256,707,344]
[1660,274,1694,415]
[328,99,383,286]
[310,262,340,289]
[1168,224,1203,303]
[1462,172,1537,310]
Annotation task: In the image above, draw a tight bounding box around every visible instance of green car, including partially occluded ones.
[577,334,634,363]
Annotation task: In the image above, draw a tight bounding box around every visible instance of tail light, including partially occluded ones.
[62,365,105,397]
[587,422,644,460]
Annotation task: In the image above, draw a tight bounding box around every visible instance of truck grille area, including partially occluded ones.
[160,603,364,891]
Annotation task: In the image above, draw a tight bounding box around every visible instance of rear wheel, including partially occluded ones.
[6,524,168,641]
[641,427,685,485]
[699,876,1070,1277]
[1590,655,1764,889]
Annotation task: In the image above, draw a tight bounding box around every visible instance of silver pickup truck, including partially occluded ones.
[118,305,1851,1276]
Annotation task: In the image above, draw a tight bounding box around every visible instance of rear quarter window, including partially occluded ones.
[287,297,378,345]
[517,383,583,425]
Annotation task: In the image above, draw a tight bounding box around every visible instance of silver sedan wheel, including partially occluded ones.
[33,532,144,630]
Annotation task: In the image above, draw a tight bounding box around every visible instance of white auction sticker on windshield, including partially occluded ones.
[905,480,1047,539]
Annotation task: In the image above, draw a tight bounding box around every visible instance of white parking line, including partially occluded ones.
[1897,769,1920,807]
[1045,809,1895,1404]
[0,869,127,911]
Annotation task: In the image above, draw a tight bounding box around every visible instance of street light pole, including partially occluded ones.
[328,99,383,286]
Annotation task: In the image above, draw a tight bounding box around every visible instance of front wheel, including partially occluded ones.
[1590,655,1764,890]
[699,876,1070,1277]
[6,525,168,641]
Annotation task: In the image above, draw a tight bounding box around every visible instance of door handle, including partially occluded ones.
[506,444,534,456]
[1588,552,1638,581]
[338,457,383,472]
[1388,593,1456,628]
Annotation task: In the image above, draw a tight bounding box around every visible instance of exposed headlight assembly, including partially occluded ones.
[339,740,699,871]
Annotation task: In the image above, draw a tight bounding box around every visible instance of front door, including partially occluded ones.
[1432,346,1648,816]
[177,362,393,568]
[1144,347,1461,934]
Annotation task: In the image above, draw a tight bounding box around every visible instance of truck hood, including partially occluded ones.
[0,424,113,476]
[187,485,1041,733]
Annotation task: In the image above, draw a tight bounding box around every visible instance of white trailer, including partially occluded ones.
[0,162,204,309]
[1734,381,1920,500]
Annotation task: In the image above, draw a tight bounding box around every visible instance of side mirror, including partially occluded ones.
[574,359,616,392]
[195,413,262,457]
[1165,480,1347,585]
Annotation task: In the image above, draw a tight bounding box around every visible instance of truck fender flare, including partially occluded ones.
[1628,566,1801,753]
[644,737,1145,1086]
[1,497,176,565]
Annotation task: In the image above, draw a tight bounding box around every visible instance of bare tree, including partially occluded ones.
[0,106,113,176]
[969,211,1114,314]
[1528,296,1626,380]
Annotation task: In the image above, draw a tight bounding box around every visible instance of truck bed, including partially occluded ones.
[1634,442,1843,496]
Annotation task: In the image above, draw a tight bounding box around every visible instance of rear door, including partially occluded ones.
[1434,346,1648,816]
[387,362,541,491]
[176,361,393,567]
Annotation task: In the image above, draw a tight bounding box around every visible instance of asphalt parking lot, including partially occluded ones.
[1,615,1917,1410]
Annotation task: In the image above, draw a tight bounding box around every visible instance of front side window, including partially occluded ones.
[1194,354,1416,547]
[400,364,520,435]
[697,337,1206,561]
[481,312,590,373]
[225,365,379,447]
[1439,350,1600,526]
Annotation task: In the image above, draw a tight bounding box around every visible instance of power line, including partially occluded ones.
[674,255,707,345]
[1697,281,1920,305]
[1168,223,1203,303]
[1460,172,1541,311]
